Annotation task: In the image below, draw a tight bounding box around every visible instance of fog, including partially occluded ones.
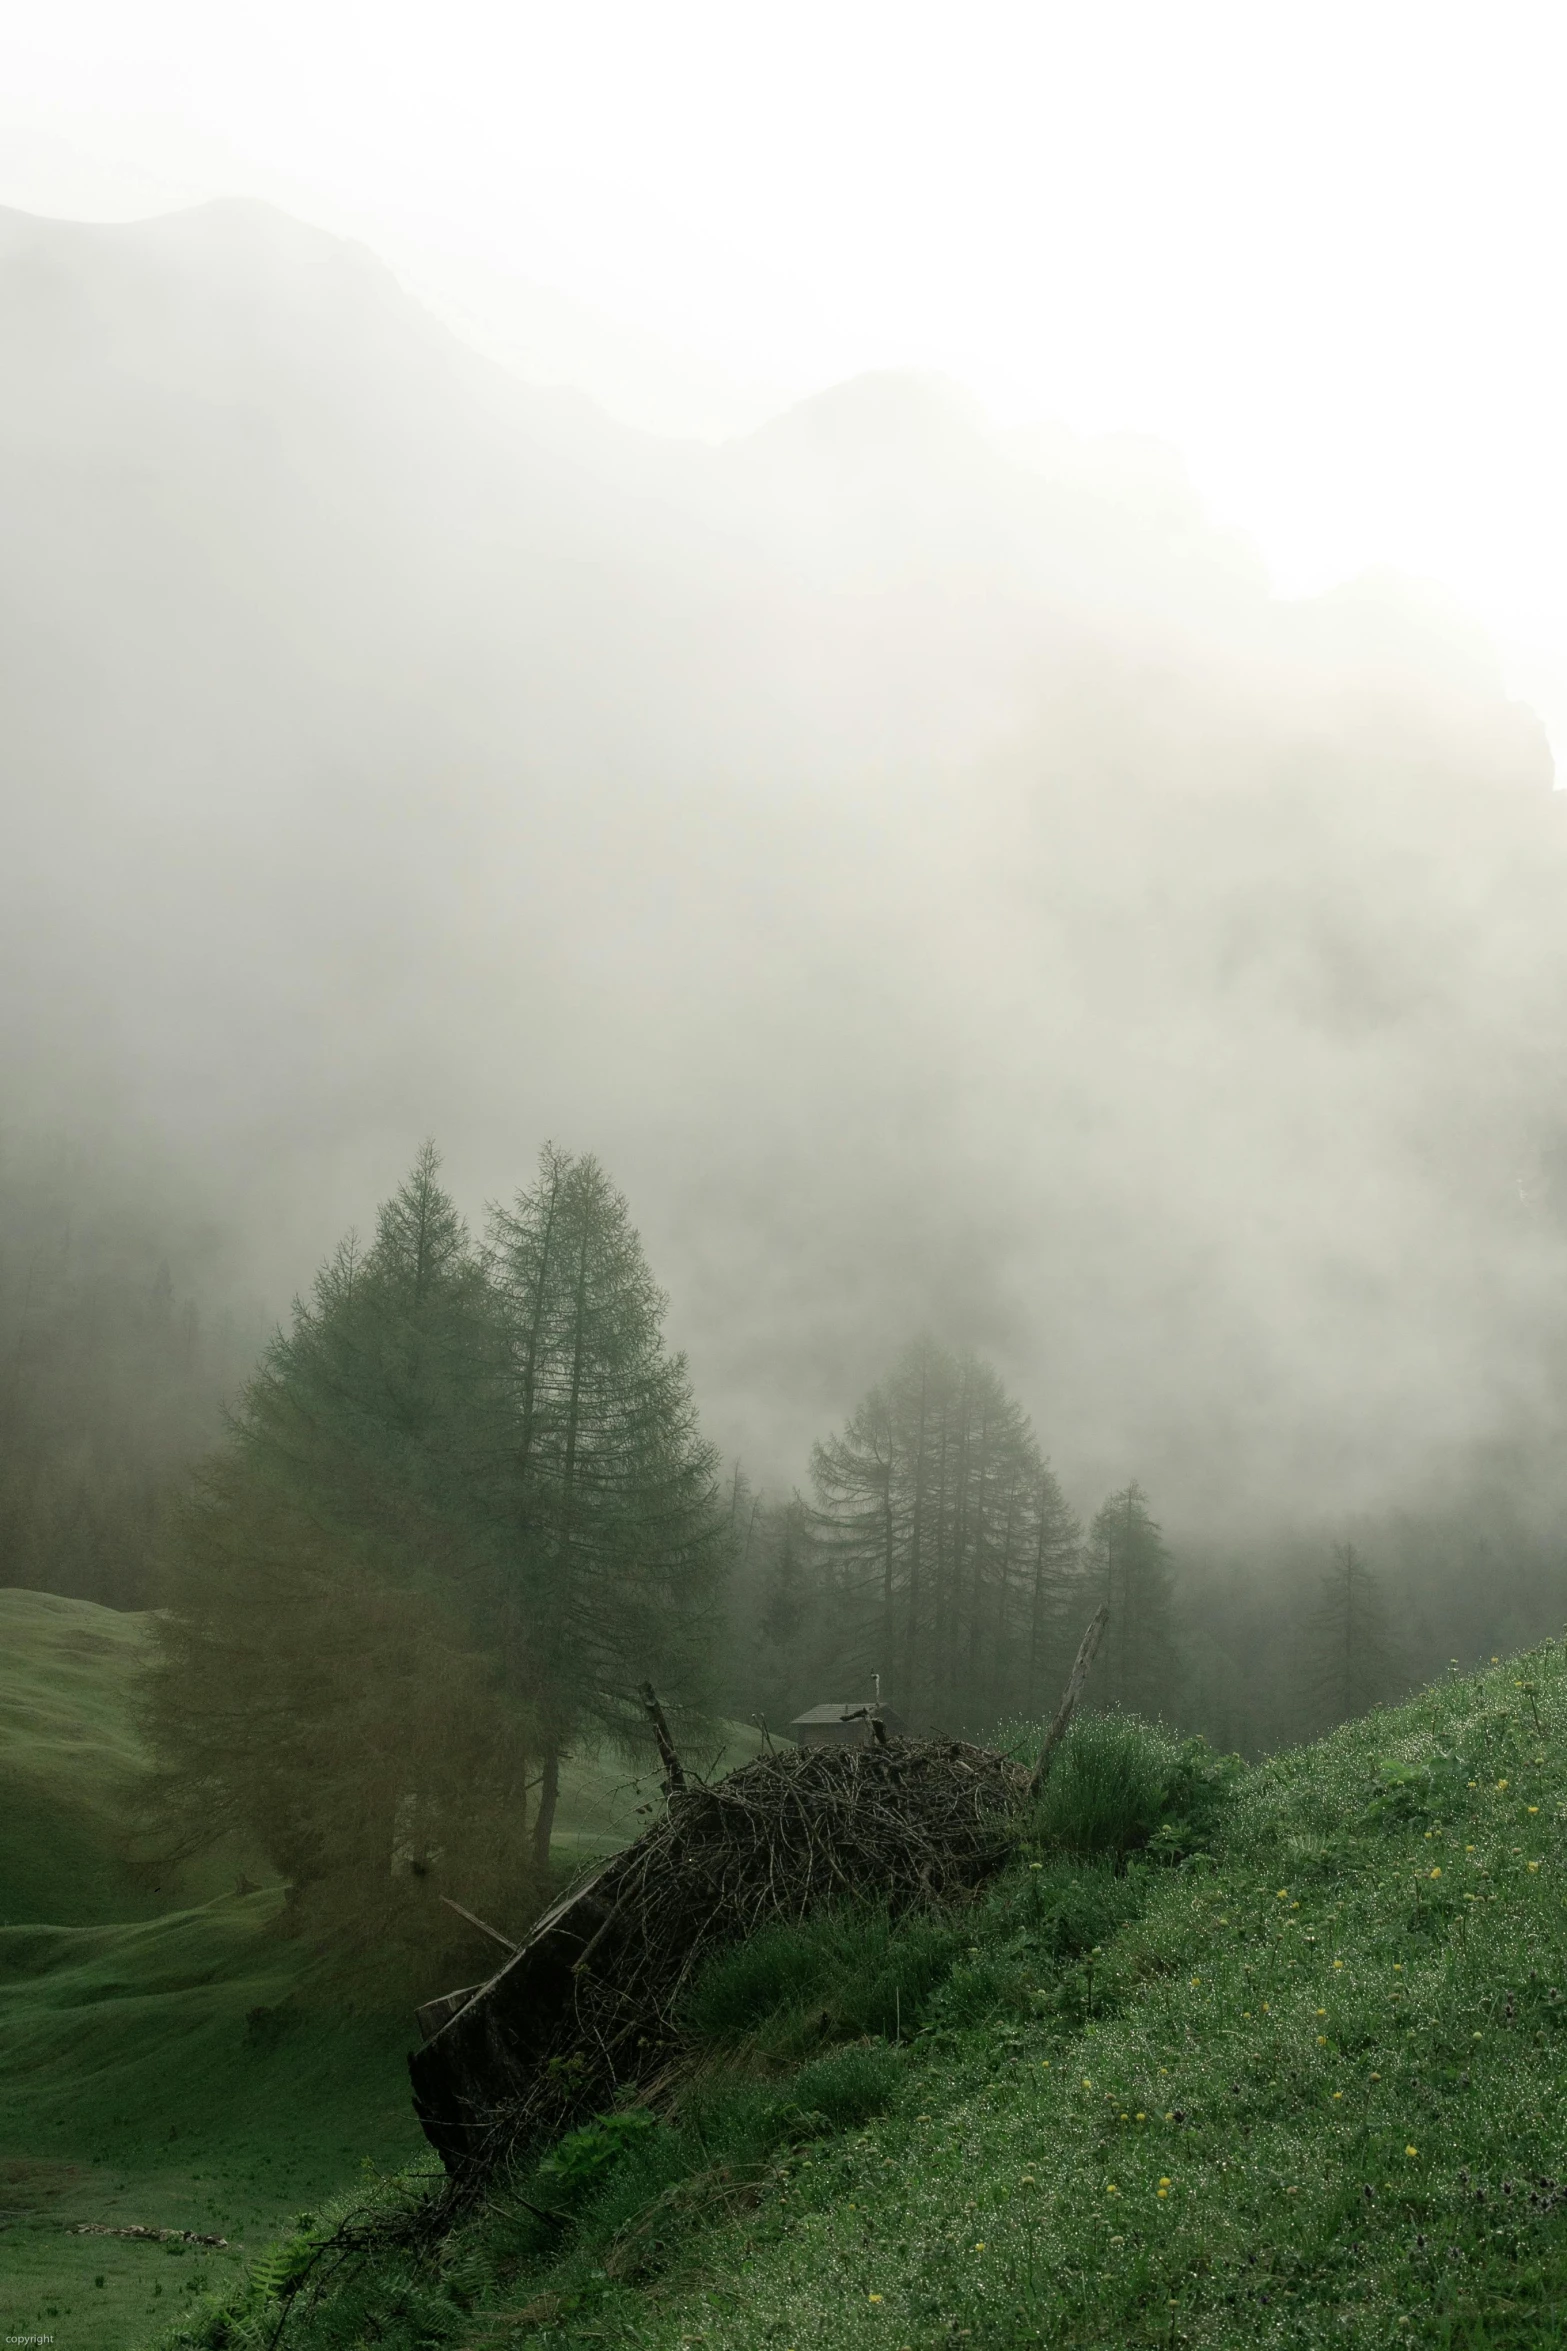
[3,195,1566,1549]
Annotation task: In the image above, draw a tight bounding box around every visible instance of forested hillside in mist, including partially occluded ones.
[0,1138,258,1609]
[4,196,1567,1713]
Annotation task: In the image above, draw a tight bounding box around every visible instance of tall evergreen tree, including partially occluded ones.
[147,1141,730,1965]
[487,1146,727,1866]
[812,1338,1081,1733]
[1087,1481,1177,1718]
[1306,1540,1399,1726]
[143,1144,523,1968]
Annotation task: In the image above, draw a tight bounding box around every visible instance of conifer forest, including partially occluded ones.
[7,1126,1563,1979]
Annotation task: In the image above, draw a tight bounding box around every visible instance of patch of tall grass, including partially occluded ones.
[1020,1708,1241,1860]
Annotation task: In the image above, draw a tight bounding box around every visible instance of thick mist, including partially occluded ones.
[3,196,1564,1546]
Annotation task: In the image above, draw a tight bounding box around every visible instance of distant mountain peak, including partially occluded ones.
[745,369,988,461]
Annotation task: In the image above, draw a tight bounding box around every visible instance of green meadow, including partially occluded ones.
[0,1590,755,2351]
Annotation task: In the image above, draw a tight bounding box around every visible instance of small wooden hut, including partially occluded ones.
[788,1701,906,1746]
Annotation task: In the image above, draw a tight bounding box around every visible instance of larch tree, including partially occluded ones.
[486,1146,728,1868]
[1306,1540,1399,1726]
[812,1338,1081,1734]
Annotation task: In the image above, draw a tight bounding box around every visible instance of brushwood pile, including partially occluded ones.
[409,1737,1027,2170]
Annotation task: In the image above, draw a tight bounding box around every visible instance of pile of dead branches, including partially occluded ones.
[410,1611,1110,2175]
[409,1735,1027,2171]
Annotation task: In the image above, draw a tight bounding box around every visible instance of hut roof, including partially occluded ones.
[790,1702,883,1726]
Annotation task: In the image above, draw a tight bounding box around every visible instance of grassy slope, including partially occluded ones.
[206,1641,1567,2350]
[567,1648,1567,2350]
[0,1588,759,2351]
[0,1897,425,2351]
[0,1588,171,1925]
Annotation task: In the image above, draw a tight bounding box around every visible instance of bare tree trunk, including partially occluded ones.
[530,1747,560,1875]
[639,1681,686,1792]
[1030,1606,1110,1799]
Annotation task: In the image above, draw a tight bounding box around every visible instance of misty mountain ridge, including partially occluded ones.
[1,195,1562,1550]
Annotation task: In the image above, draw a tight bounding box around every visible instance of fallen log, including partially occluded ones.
[72,2223,230,2247]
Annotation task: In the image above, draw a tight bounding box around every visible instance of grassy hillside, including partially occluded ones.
[0,1592,426,2350]
[176,1641,1567,2350]
[0,1587,760,2351]
[0,1589,170,1925]
[0,1895,427,2351]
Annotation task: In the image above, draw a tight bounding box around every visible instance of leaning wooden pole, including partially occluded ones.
[639,1681,687,1794]
[1029,1604,1109,1799]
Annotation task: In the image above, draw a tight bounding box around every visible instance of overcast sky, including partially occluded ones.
[3,0,1563,758]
